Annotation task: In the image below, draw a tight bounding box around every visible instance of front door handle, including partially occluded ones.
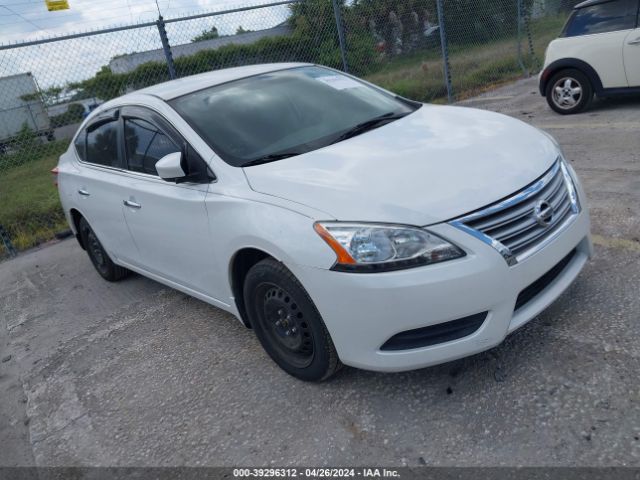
[629,38,640,45]
[78,189,90,196]
[123,200,142,209]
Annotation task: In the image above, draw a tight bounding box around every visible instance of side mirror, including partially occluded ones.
[156,152,185,182]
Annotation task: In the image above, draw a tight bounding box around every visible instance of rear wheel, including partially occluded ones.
[243,258,341,382]
[546,69,593,115]
[78,217,130,282]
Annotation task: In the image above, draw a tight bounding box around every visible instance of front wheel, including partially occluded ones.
[546,69,593,115]
[243,258,341,382]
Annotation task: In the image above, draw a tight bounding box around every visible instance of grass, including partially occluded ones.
[363,14,568,102]
[0,143,69,258]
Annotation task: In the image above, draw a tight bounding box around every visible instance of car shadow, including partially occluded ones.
[589,94,640,113]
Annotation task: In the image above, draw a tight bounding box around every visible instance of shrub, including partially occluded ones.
[50,103,85,128]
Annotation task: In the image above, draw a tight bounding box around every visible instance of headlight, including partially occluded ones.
[560,157,581,213]
[314,222,465,273]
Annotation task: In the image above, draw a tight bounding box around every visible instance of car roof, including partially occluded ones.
[135,62,312,101]
[573,0,618,9]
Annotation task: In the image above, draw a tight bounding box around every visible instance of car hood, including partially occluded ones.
[243,105,559,225]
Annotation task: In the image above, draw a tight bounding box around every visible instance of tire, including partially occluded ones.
[243,258,341,382]
[546,69,593,115]
[78,217,130,282]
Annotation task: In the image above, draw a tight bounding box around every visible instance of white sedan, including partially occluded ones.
[56,63,592,381]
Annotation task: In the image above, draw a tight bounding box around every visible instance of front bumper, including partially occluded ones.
[290,208,592,372]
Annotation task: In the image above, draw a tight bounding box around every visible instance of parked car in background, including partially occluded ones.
[56,63,592,381]
[82,102,101,118]
[539,0,640,114]
[0,72,53,153]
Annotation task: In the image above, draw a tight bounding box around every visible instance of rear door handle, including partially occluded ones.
[629,38,640,45]
[78,189,90,196]
[123,200,142,209]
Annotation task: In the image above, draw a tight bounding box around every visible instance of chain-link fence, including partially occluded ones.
[0,0,580,260]
[341,0,581,102]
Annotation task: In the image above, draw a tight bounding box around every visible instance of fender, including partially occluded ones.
[67,208,87,250]
[539,58,604,96]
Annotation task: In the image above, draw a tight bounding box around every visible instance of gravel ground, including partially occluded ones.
[1,77,639,467]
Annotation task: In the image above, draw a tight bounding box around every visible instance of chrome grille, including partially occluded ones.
[450,159,580,266]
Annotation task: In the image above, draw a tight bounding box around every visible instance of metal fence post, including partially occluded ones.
[436,0,453,103]
[524,8,538,72]
[332,0,349,73]
[156,15,177,80]
[517,0,529,76]
[0,225,17,258]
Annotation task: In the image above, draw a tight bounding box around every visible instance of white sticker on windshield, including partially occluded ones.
[316,75,363,90]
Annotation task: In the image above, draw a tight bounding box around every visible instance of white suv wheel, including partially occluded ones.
[545,69,593,115]
[552,77,583,110]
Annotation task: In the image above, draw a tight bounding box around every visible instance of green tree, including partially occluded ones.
[42,86,63,105]
[19,92,41,103]
[50,103,85,128]
[236,25,252,34]
[20,86,64,105]
[192,26,220,42]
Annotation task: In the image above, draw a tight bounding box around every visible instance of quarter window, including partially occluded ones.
[86,121,120,168]
[74,131,86,162]
[124,118,179,175]
[563,0,637,37]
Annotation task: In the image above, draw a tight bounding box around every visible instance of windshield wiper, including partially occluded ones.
[241,112,409,166]
[330,111,409,145]
[241,152,302,167]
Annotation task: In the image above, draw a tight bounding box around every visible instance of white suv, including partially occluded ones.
[57,64,592,381]
[540,0,640,114]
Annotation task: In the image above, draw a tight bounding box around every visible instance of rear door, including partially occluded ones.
[72,110,138,263]
[117,106,218,297]
[623,1,640,86]
[561,0,638,88]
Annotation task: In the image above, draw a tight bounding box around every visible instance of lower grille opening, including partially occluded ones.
[515,249,576,312]
[380,312,488,351]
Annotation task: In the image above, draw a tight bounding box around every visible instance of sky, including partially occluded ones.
[0,0,279,43]
[0,0,291,90]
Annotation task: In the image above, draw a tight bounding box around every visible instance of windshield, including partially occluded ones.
[169,66,418,167]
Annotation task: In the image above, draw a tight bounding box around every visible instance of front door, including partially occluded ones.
[117,108,219,300]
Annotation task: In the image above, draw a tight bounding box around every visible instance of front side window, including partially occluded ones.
[86,121,120,168]
[563,0,637,37]
[124,118,179,175]
[170,66,418,167]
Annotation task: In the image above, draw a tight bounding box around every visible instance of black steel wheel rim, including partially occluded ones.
[86,229,106,270]
[256,283,314,368]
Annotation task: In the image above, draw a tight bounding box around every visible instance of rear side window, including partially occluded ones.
[86,121,120,168]
[74,132,86,162]
[124,118,179,176]
[563,0,637,37]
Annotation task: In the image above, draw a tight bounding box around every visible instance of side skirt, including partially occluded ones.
[599,86,640,97]
[115,259,243,321]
